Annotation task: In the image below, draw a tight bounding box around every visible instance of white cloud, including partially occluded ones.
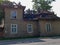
[51,0,60,17]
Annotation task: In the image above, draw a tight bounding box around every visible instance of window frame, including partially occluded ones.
[11,24,17,34]
[10,10,17,19]
[27,24,33,33]
[45,23,52,32]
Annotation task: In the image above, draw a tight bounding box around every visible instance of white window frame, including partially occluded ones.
[11,24,17,34]
[27,24,33,33]
[10,10,17,19]
[45,23,52,32]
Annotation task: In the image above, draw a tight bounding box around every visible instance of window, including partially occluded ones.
[46,23,51,32]
[11,10,17,19]
[11,24,17,34]
[27,24,33,33]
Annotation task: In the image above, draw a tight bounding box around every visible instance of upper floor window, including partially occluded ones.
[27,24,33,33]
[11,10,17,19]
[45,23,52,32]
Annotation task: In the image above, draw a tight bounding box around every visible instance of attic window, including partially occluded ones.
[14,5,18,8]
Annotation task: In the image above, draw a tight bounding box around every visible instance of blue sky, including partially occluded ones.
[10,0,60,17]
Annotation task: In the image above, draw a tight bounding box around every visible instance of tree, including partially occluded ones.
[0,0,9,24]
[25,9,36,14]
[0,0,9,3]
[32,0,55,11]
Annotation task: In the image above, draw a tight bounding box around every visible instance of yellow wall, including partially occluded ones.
[39,20,60,36]
[4,8,39,37]
[4,7,60,37]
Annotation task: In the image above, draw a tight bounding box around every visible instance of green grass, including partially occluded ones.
[0,36,40,40]
[0,35,60,40]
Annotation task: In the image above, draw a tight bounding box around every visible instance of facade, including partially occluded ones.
[0,1,60,38]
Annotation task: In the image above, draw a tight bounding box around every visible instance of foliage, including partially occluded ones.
[32,0,55,11]
[25,9,36,14]
[0,0,9,24]
[0,0,9,3]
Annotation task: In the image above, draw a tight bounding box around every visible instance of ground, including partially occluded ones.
[0,37,60,45]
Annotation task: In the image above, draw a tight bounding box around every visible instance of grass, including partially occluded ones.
[0,35,60,40]
[0,36,40,40]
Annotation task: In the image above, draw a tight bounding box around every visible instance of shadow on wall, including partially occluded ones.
[0,38,45,45]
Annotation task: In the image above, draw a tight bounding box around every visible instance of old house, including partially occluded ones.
[0,1,60,38]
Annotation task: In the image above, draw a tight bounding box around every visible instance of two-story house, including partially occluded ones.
[0,1,60,38]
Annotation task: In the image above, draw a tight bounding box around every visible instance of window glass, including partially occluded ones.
[46,23,51,32]
[11,24,17,34]
[11,10,17,19]
[27,24,33,33]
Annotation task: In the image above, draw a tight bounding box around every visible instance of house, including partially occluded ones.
[0,1,60,38]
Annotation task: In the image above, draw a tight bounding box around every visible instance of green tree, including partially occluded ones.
[32,0,55,11]
[0,0,9,24]
[0,0,9,3]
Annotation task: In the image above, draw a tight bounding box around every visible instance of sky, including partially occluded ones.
[10,0,60,17]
